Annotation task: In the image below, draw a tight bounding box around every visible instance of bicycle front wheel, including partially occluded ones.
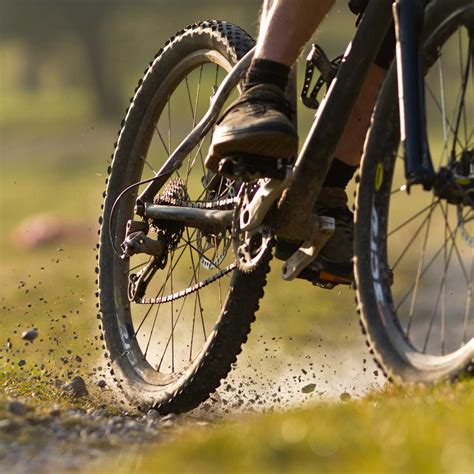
[98,21,272,414]
[355,0,474,382]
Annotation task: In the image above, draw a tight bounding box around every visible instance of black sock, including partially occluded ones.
[244,58,291,92]
[323,158,358,189]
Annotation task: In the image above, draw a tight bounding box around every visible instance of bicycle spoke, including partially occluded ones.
[451,32,472,158]
[143,255,175,357]
[186,135,207,180]
[182,237,232,276]
[214,64,219,88]
[184,73,207,178]
[395,222,461,312]
[392,200,438,270]
[439,204,471,286]
[185,228,207,341]
[154,125,170,157]
[388,202,438,237]
[426,83,464,159]
[391,184,407,195]
[132,241,190,338]
[193,65,204,127]
[157,255,201,370]
[170,252,175,372]
[441,203,449,355]
[140,154,157,175]
[124,258,152,275]
[463,249,473,345]
[438,56,448,147]
[422,214,457,353]
[458,29,471,147]
[167,94,172,157]
[406,201,435,337]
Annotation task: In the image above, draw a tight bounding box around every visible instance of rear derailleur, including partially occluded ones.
[121,221,169,302]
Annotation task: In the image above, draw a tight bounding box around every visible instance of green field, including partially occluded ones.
[106,381,474,474]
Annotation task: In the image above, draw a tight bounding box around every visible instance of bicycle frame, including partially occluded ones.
[276,0,432,240]
[135,0,434,243]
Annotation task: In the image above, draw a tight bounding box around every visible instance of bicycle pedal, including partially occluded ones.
[298,265,353,289]
[217,155,290,181]
[281,216,335,281]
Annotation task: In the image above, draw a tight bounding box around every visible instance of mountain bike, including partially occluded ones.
[97,0,473,413]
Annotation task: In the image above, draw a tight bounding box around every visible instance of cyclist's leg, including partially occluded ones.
[205,0,335,172]
[254,0,335,65]
[334,65,386,168]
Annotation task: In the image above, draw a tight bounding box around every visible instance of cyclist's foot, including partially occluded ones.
[275,187,354,287]
[205,84,298,176]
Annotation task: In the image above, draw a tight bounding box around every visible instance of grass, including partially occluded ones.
[0,368,113,415]
[108,380,474,474]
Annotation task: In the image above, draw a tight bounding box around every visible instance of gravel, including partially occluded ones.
[21,329,38,342]
[62,376,88,397]
[0,398,186,474]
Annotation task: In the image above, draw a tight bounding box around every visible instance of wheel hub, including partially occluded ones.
[434,149,474,208]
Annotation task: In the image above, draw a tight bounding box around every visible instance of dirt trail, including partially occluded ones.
[1,335,381,474]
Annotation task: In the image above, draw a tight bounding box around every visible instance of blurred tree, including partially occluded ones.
[0,0,256,119]
[1,0,127,118]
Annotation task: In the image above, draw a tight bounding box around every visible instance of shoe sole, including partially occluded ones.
[205,126,298,173]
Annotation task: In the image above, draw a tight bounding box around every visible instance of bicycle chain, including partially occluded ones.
[155,195,238,210]
[135,189,239,305]
[137,263,236,304]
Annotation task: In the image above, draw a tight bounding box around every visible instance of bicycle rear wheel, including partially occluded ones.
[97,21,272,414]
[355,0,474,382]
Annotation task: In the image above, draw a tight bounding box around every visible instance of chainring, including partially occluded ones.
[233,182,274,273]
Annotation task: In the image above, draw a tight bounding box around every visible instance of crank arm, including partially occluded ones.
[239,169,294,233]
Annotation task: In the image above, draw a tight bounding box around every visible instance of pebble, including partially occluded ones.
[49,407,61,417]
[340,392,352,402]
[301,383,316,394]
[8,401,31,416]
[63,376,89,397]
[160,413,177,423]
[21,328,38,341]
[90,408,109,419]
[0,419,20,433]
[146,409,160,420]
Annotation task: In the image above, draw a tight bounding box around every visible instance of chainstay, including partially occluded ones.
[155,196,238,209]
[137,263,236,304]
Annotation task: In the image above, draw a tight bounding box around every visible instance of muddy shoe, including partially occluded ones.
[275,187,354,286]
[205,84,298,174]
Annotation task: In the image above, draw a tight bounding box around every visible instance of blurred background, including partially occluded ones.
[0,0,382,404]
